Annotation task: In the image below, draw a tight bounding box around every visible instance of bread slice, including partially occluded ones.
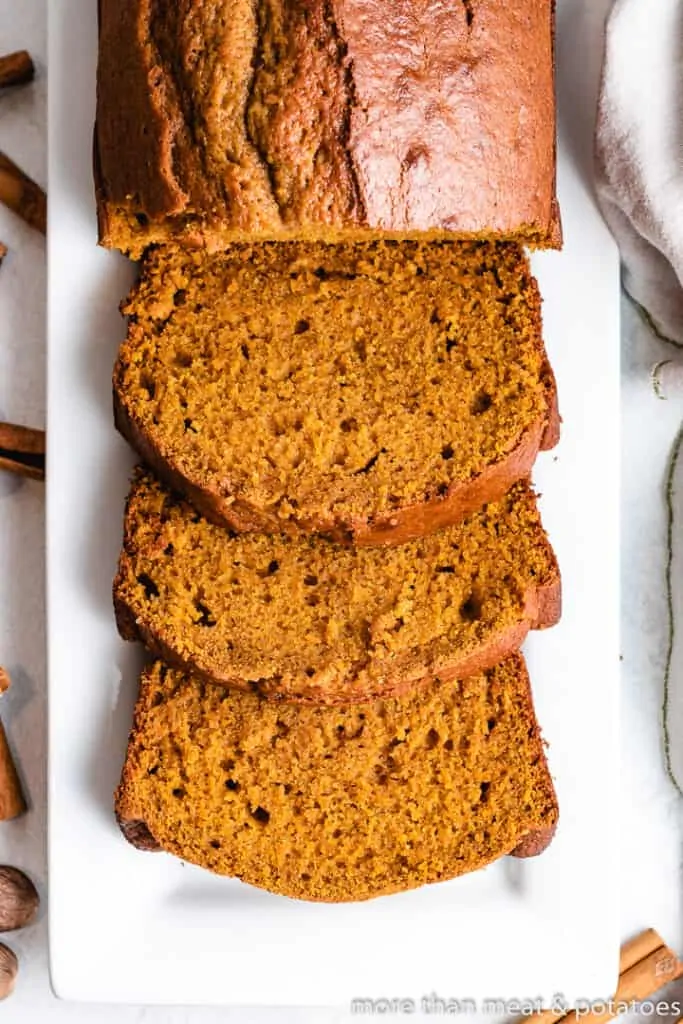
[114,241,559,546]
[95,0,560,257]
[114,470,561,705]
[115,654,559,902]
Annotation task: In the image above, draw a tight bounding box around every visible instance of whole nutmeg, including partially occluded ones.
[0,867,39,931]
[0,943,17,999]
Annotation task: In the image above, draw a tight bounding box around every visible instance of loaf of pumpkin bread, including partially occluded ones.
[115,654,558,902]
[95,0,560,256]
[115,240,559,546]
[114,470,560,705]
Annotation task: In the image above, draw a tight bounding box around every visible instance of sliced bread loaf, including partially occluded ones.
[115,654,559,902]
[114,470,560,705]
[114,240,559,546]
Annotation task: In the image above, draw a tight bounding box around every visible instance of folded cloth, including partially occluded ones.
[598,0,683,798]
[595,0,683,344]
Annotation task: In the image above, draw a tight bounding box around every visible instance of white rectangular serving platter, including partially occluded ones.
[47,0,620,1006]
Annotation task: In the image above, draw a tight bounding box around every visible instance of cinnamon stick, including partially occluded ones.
[0,457,43,482]
[618,929,664,972]
[0,670,24,821]
[0,423,44,456]
[0,722,25,822]
[524,930,681,1024]
[0,152,46,234]
[557,944,683,1024]
[0,423,45,481]
[0,52,34,90]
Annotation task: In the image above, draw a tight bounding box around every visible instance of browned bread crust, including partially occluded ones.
[116,814,160,852]
[114,241,560,547]
[114,655,559,900]
[95,0,561,256]
[510,822,557,858]
[113,471,561,705]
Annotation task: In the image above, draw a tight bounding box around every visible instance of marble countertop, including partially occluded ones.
[0,1,681,1020]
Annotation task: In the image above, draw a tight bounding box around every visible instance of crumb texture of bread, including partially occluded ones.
[96,0,560,254]
[114,470,561,704]
[115,655,559,902]
[114,241,558,544]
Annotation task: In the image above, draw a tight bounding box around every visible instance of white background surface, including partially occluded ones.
[0,0,682,1019]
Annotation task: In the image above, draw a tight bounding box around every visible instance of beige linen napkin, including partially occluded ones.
[596,0,683,795]
[595,0,683,345]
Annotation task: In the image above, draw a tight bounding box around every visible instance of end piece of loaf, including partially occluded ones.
[115,654,559,902]
[115,240,559,546]
[114,470,561,705]
[95,0,561,255]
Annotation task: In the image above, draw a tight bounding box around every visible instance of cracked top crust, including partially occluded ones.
[95,0,560,256]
